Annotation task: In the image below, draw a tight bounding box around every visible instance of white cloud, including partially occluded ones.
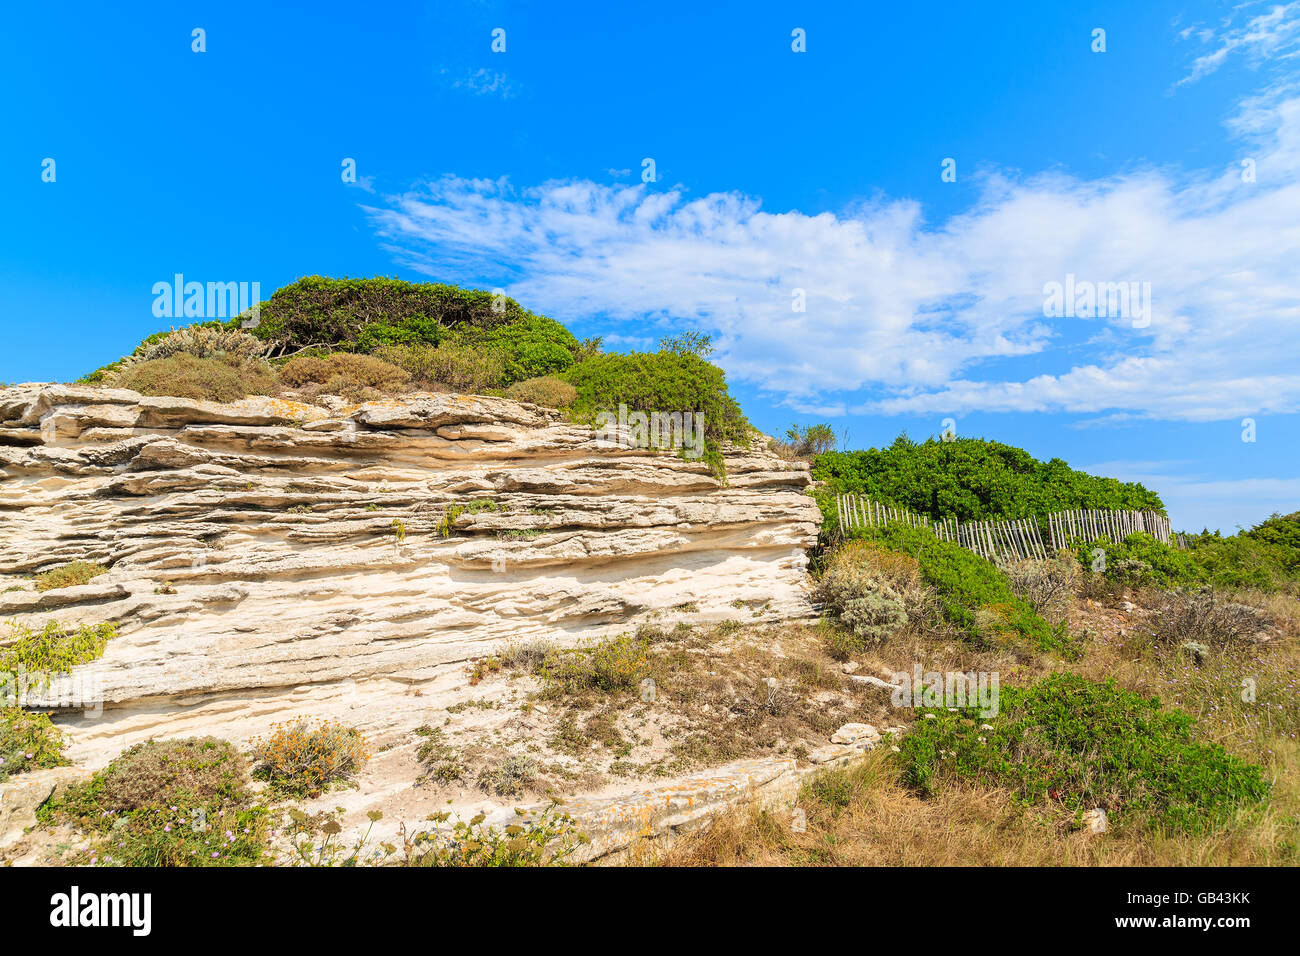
[441,67,517,99]
[362,91,1300,424]
[1177,2,1300,86]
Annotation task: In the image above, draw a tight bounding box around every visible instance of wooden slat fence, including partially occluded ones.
[835,494,1173,564]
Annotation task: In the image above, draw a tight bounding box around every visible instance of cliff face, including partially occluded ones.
[0,384,820,766]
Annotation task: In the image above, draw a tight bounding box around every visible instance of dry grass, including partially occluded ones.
[658,743,1299,867]
[110,353,279,402]
[279,352,411,402]
[655,587,1300,867]
[34,561,107,592]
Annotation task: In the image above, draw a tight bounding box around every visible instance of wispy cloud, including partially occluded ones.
[1176,2,1300,86]
[441,67,517,99]
[362,84,1300,425]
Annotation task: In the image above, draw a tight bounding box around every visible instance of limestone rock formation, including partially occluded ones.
[0,384,820,767]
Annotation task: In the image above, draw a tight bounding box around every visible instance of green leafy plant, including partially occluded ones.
[813,434,1164,522]
[895,673,1270,833]
[0,620,117,675]
[847,524,1066,651]
[561,350,752,479]
[1073,532,1196,589]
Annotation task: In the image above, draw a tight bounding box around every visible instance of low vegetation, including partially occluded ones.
[0,708,69,782]
[45,737,270,866]
[72,278,751,476]
[33,561,108,592]
[839,523,1068,652]
[896,673,1270,833]
[110,352,279,402]
[248,718,370,796]
[505,375,578,409]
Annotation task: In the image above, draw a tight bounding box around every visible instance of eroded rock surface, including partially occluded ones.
[0,384,820,767]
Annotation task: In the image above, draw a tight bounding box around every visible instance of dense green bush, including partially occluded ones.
[850,524,1065,651]
[896,673,1271,833]
[813,434,1164,521]
[1073,532,1197,589]
[1183,513,1300,594]
[239,276,523,351]
[454,314,580,382]
[562,350,752,478]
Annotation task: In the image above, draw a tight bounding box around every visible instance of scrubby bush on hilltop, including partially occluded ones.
[562,349,752,478]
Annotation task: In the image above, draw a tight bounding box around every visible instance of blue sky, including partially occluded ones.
[3,0,1298,532]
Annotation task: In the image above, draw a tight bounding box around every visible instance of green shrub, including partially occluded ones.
[854,523,1065,651]
[248,718,370,796]
[813,541,923,649]
[236,276,561,360]
[62,737,251,814]
[454,313,580,382]
[46,736,269,866]
[537,634,652,699]
[505,375,578,408]
[1073,532,1197,589]
[110,353,279,402]
[373,342,508,394]
[812,434,1164,522]
[895,673,1271,833]
[562,350,751,478]
[0,708,69,782]
[777,423,837,460]
[0,620,117,675]
[34,561,108,592]
[1182,513,1300,593]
